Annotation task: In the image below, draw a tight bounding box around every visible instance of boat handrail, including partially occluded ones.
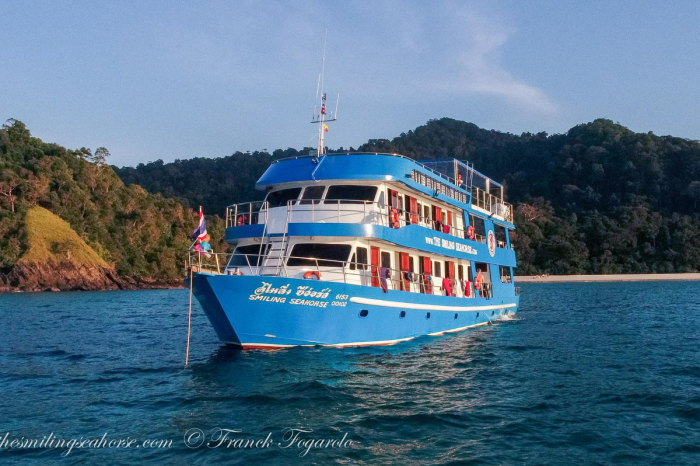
[185,251,510,299]
[284,199,494,244]
[225,201,268,228]
[185,251,486,297]
[225,198,509,244]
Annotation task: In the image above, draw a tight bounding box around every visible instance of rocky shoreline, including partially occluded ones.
[0,260,184,293]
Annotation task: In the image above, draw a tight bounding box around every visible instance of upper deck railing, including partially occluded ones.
[226,201,268,228]
[226,199,515,248]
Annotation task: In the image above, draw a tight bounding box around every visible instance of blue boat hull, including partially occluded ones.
[191,273,519,349]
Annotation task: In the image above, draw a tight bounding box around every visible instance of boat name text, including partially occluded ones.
[424,236,477,255]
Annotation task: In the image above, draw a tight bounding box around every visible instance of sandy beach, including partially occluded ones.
[515,273,700,283]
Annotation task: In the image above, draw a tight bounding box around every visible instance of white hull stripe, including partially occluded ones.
[231,321,498,349]
[428,321,489,336]
[349,297,517,312]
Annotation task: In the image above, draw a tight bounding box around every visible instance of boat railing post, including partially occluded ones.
[342,260,347,284]
[245,254,253,275]
[215,254,220,274]
[337,200,340,223]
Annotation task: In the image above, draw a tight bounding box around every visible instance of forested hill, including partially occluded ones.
[115,148,310,215]
[0,120,225,291]
[116,118,700,275]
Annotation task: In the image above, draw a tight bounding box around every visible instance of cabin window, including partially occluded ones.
[500,266,512,284]
[380,252,391,269]
[469,215,486,240]
[266,188,302,208]
[494,224,507,248]
[409,256,415,273]
[356,247,368,270]
[299,185,325,204]
[434,261,442,278]
[458,264,464,281]
[324,185,378,204]
[423,205,431,224]
[230,244,271,267]
[286,244,352,267]
[349,253,356,270]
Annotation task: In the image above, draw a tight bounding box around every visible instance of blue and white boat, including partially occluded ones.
[188,94,519,349]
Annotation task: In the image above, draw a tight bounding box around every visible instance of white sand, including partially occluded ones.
[515,273,700,283]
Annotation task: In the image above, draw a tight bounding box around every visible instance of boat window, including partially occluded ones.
[380,252,391,269]
[423,205,431,223]
[469,215,486,239]
[349,253,356,270]
[299,185,325,204]
[500,266,512,284]
[286,243,352,267]
[356,247,368,270]
[266,188,302,208]
[229,244,271,267]
[434,261,442,277]
[494,224,507,248]
[324,185,378,204]
[409,256,415,273]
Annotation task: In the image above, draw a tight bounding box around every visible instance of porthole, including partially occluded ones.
[426,312,431,319]
[400,311,406,318]
[359,309,369,317]
[454,313,458,319]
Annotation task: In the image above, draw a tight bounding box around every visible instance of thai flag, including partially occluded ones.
[191,207,207,240]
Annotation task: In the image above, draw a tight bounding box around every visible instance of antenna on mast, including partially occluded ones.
[310,30,337,160]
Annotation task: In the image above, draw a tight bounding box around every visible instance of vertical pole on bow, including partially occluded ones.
[185,266,193,366]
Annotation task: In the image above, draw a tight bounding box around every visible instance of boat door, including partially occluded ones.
[420,256,433,294]
[371,246,380,288]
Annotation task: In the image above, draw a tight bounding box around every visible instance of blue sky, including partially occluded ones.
[2,1,700,166]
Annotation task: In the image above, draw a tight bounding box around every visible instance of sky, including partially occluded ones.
[2,1,700,166]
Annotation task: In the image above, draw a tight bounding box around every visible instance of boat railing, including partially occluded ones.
[186,251,497,298]
[225,199,509,249]
[226,201,268,228]
[285,199,496,245]
[186,250,232,275]
[286,199,388,226]
[471,187,513,222]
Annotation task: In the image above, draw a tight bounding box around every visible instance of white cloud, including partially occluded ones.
[431,9,557,114]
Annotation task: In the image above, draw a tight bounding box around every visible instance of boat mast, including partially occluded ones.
[311,32,337,157]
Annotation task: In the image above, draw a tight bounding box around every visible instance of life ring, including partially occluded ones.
[389,207,400,229]
[303,271,321,280]
[467,225,475,240]
[237,214,248,226]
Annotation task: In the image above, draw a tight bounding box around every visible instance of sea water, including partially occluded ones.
[0,282,699,465]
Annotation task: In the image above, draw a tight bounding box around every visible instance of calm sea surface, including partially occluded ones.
[1,283,699,465]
